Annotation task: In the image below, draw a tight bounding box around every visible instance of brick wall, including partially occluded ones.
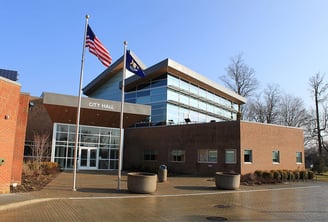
[0,78,21,193]
[11,93,30,184]
[240,121,305,175]
[124,121,242,176]
[124,121,305,177]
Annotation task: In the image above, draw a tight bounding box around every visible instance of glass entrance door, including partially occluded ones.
[79,147,98,169]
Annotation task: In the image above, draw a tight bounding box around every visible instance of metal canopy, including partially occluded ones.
[42,92,150,128]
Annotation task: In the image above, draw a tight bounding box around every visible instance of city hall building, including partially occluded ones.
[25,53,305,176]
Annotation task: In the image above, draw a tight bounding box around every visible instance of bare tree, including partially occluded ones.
[32,132,51,174]
[220,53,259,118]
[263,84,281,124]
[245,84,281,124]
[278,94,309,127]
[309,73,328,157]
[246,97,266,123]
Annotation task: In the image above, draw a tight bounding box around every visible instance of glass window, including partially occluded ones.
[296,152,303,164]
[52,123,120,170]
[225,149,236,164]
[57,124,68,132]
[167,90,179,101]
[137,90,150,97]
[208,150,217,162]
[98,160,109,169]
[244,150,253,163]
[56,132,68,141]
[180,94,189,105]
[198,149,217,163]
[80,134,98,144]
[151,87,166,96]
[272,150,280,163]
[180,80,190,91]
[99,148,109,159]
[151,94,166,102]
[110,149,119,159]
[167,75,179,87]
[144,150,157,161]
[125,98,136,103]
[136,96,151,104]
[199,101,206,111]
[152,79,167,87]
[199,88,207,98]
[189,84,198,95]
[171,150,185,162]
[189,97,198,108]
[125,92,136,99]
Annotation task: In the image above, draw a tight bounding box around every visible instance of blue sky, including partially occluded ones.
[2,0,328,107]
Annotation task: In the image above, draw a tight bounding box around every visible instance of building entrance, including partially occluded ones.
[52,123,120,170]
[79,147,98,169]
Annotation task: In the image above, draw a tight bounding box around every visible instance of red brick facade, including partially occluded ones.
[0,77,29,193]
[11,93,30,184]
[240,121,305,174]
[124,121,305,176]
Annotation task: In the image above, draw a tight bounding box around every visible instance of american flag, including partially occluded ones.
[86,25,112,67]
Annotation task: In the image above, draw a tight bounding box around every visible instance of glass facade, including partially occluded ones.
[52,123,120,170]
[125,74,239,126]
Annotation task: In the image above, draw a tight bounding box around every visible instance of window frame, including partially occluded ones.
[143,149,157,161]
[225,149,237,164]
[243,149,253,163]
[296,151,303,164]
[197,149,218,163]
[170,149,186,162]
[272,150,280,164]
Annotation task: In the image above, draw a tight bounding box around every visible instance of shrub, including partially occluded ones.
[281,170,288,181]
[307,170,315,180]
[22,161,40,176]
[40,162,60,175]
[271,170,281,181]
[287,171,295,181]
[254,170,263,178]
[262,171,273,182]
[300,170,308,180]
[294,171,300,180]
[241,173,256,184]
[22,161,59,176]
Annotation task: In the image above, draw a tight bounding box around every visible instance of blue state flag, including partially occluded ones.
[126,50,145,77]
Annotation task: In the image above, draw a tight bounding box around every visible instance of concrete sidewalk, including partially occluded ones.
[0,171,219,208]
[0,171,327,221]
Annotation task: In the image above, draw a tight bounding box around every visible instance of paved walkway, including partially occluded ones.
[0,171,327,221]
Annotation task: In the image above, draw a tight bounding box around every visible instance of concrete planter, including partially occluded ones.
[127,172,157,194]
[215,172,240,190]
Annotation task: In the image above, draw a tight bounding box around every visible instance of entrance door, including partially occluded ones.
[79,147,98,169]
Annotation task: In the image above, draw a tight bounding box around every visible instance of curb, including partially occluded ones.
[0,198,57,211]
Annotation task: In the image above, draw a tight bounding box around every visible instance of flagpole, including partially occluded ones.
[73,14,89,191]
[117,41,127,190]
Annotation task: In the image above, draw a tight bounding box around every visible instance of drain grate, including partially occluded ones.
[214,204,231,209]
[206,216,228,221]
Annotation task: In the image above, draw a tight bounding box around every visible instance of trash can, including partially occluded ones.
[158,165,167,182]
